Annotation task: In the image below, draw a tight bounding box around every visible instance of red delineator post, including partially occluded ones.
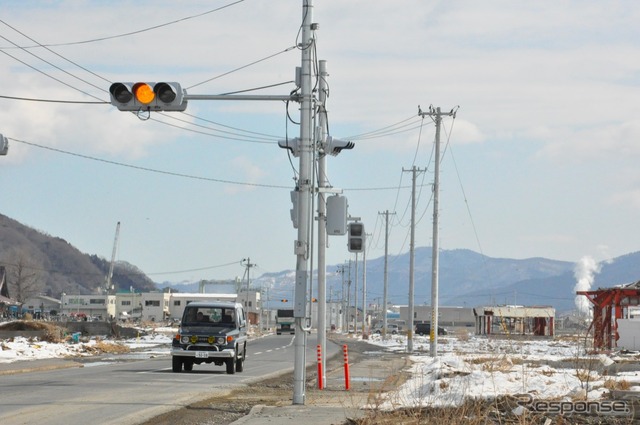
[316,344,324,389]
[342,344,350,390]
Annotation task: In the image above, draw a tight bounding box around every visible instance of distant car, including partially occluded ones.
[373,324,399,335]
[415,323,447,336]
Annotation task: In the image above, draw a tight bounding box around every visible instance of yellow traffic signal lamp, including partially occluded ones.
[109,82,187,112]
[133,83,155,104]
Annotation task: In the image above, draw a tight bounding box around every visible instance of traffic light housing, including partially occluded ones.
[348,222,365,253]
[278,137,301,157]
[290,189,299,229]
[323,136,354,156]
[109,82,187,112]
[0,134,8,156]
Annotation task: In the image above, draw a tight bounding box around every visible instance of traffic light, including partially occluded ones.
[323,136,354,156]
[278,137,301,157]
[290,189,299,229]
[311,298,317,303]
[347,222,365,253]
[0,134,8,156]
[281,299,288,302]
[108,82,187,112]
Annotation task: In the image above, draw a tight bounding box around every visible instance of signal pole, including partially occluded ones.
[106,0,319,407]
[354,252,359,335]
[317,59,329,389]
[293,0,315,405]
[347,259,352,331]
[418,106,456,357]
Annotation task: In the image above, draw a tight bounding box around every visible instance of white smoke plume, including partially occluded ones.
[573,256,601,317]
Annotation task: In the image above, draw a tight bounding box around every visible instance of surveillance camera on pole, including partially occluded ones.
[109,82,187,112]
[0,134,8,156]
[323,136,354,156]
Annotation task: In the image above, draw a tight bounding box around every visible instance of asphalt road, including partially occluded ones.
[0,333,334,425]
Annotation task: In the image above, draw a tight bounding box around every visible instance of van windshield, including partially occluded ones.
[183,307,236,326]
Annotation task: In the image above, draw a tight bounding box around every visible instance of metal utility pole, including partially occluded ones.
[293,0,315,405]
[336,264,346,331]
[362,235,369,337]
[317,59,329,389]
[418,106,456,357]
[347,259,352,331]
[105,221,120,295]
[354,252,359,335]
[241,258,256,310]
[402,166,425,353]
[378,211,395,339]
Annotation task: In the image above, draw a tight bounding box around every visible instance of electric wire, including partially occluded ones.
[346,115,426,140]
[0,1,247,50]
[216,80,295,96]
[0,94,105,104]
[179,111,282,139]
[186,46,297,90]
[0,19,111,86]
[9,137,291,189]
[154,113,278,144]
[0,259,242,278]
[0,35,105,102]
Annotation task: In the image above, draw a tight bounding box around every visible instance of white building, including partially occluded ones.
[22,294,61,318]
[60,293,109,319]
[57,290,265,323]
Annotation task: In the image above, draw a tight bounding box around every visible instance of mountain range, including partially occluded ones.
[2,213,639,312]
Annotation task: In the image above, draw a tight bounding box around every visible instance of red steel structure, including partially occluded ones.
[577,281,640,350]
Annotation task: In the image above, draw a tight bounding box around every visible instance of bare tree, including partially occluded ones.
[2,249,44,303]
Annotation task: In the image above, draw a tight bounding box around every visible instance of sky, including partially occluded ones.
[1,1,639,284]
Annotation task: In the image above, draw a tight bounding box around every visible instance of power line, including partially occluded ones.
[0,37,105,102]
[155,113,279,144]
[0,259,242,278]
[0,19,111,86]
[180,111,281,139]
[0,1,247,49]
[9,137,291,189]
[0,94,106,104]
[186,45,298,90]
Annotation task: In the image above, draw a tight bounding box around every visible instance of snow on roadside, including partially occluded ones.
[365,333,640,410]
[0,330,173,363]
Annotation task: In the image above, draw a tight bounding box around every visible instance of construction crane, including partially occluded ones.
[105,222,121,294]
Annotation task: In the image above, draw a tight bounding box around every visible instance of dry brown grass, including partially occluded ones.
[0,320,67,342]
[604,378,631,391]
[357,397,549,425]
[84,339,130,355]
